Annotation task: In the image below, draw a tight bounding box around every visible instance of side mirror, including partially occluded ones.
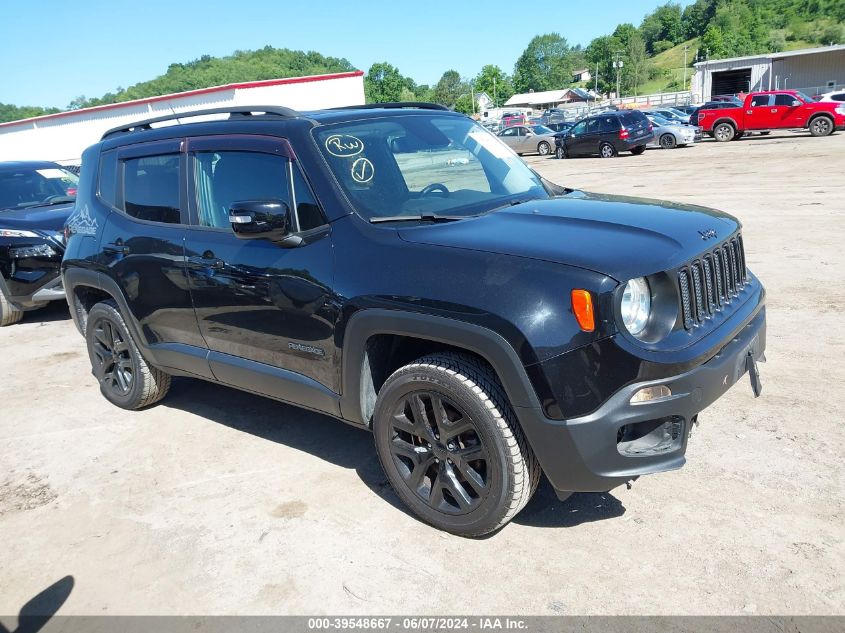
[229,200,302,248]
[791,99,802,107]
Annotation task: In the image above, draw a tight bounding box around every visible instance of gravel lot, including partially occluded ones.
[1,130,843,617]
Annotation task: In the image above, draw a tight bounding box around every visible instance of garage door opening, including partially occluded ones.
[711,68,752,99]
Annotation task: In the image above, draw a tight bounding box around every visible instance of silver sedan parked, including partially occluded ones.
[497,125,557,156]
[646,115,698,149]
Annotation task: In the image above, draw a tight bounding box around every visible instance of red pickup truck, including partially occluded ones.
[697,90,845,141]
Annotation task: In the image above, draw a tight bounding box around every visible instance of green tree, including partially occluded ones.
[0,103,60,123]
[625,31,649,95]
[473,65,514,107]
[513,33,574,93]
[433,70,465,109]
[585,34,620,94]
[682,0,718,39]
[364,62,405,103]
[640,3,684,52]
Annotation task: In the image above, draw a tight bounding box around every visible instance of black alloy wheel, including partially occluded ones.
[91,317,134,397]
[388,390,490,515]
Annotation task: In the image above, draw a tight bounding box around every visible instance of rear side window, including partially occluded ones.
[620,112,647,127]
[832,93,845,102]
[598,117,620,133]
[750,95,771,107]
[98,151,118,208]
[122,155,181,224]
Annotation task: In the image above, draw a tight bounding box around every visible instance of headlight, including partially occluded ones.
[0,228,40,238]
[10,244,57,259]
[621,277,651,336]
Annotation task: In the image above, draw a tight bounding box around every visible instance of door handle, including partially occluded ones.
[771,109,778,113]
[103,240,129,255]
[187,255,225,269]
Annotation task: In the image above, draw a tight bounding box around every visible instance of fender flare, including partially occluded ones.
[339,309,542,425]
[63,268,145,346]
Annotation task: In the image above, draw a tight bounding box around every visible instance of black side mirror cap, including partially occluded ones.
[228,200,301,247]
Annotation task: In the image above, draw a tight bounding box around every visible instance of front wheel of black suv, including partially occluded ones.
[372,352,540,537]
[86,301,171,410]
[555,145,567,159]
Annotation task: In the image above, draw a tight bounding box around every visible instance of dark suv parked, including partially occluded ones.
[0,161,78,325]
[555,110,653,158]
[63,104,766,536]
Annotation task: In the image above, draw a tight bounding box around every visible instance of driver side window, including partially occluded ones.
[572,121,587,135]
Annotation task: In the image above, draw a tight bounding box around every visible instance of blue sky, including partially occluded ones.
[1,0,691,108]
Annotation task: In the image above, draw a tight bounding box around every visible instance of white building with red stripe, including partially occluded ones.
[0,71,365,165]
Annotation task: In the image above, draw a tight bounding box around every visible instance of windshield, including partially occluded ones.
[313,115,550,221]
[794,91,814,103]
[0,165,78,211]
[529,125,554,135]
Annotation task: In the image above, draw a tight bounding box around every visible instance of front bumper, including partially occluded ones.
[515,306,766,496]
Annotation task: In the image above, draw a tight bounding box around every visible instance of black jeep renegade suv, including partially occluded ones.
[62,104,766,536]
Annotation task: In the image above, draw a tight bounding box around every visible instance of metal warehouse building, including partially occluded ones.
[0,71,365,165]
[691,44,845,101]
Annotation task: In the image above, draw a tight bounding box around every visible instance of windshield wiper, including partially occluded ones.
[18,198,76,209]
[370,212,466,224]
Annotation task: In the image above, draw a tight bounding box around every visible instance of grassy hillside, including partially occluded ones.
[639,38,700,95]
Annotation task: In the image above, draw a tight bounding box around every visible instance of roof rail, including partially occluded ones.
[101,105,300,140]
[330,102,451,112]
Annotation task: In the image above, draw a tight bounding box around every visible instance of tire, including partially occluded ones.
[555,145,567,159]
[761,131,771,135]
[809,116,833,137]
[0,290,24,327]
[599,142,617,158]
[537,141,551,156]
[713,122,735,142]
[372,352,540,537]
[630,145,646,155]
[659,133,677,149]
[85,300,171,409]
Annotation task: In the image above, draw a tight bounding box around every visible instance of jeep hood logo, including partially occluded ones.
[698,229,717,240]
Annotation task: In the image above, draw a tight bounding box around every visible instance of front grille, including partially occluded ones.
[678,234,748,330]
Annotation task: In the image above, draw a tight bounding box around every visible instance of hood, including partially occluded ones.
[398,191,739,281]
[0,203,75,232]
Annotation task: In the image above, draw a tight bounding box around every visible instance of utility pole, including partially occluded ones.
[593,61,599,112]
[493,76,497,108]
[683,44,689,91]
[614,52,623,100]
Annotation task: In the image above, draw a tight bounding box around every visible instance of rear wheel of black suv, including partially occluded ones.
[86,301,171,409]
[372,352,540,537]
[599,142,617,158]
[0,291,24,327]
[630,145,646,155]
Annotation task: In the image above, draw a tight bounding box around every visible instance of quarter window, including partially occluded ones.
[98,150,118,208]
[122,154,181,224]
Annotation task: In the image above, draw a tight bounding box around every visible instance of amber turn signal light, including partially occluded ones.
[571,289,595,332]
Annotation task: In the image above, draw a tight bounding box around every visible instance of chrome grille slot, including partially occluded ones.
[678,233,748,331]
[702,256,715,313]
[691,262,704,321]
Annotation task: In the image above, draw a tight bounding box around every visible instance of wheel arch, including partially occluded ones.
[340,309,541,426]
[806,112,834,128]
[63,268,140,342]
[712,117,738,131]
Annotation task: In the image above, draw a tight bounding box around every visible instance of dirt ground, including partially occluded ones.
[1,130,843,618]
